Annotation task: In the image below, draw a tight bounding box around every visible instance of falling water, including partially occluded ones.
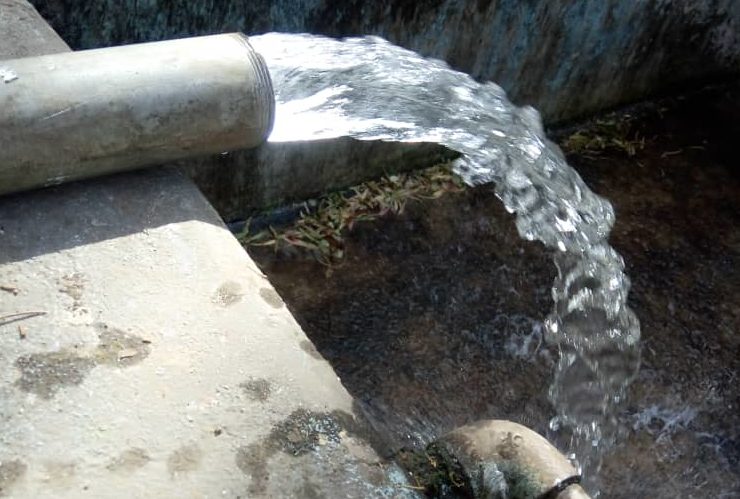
[251,33,641,494]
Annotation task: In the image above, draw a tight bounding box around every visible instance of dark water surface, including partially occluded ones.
[248,84,740,497]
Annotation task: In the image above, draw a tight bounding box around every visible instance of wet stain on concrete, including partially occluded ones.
[106,448,151,473]
[0,459,27,497]
[213,281,243,307]
[92,323,151,367]
[14,323,152,398]
[299,340,323,360]
[271,409,343,456]
[240,378,272,402]
[235,409,370,495]
[167,444,202,476]
[14,351,95,399]
[42,461,76,486]
[295,479,322,499]
[58,273,84,311]
[259,287,284,309]
[235,443,270,495]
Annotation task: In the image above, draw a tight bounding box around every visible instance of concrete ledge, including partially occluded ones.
[0,0,69,58]
[179,138,456,222]
[0,169,415,498]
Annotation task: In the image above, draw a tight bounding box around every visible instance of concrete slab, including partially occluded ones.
[0,169,414,498]
[0,0,69,59]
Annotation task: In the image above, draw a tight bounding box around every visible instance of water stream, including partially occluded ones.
[251,33,641,494]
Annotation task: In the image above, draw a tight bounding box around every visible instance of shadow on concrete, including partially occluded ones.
[0,167,223,265]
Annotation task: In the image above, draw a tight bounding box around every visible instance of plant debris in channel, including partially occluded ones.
[239,164,464,265]
[395,444,474,498]
[561,113,646,158]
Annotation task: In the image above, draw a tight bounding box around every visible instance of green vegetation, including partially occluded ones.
[239,163,464,265]
[562,114,645,157]
[395,444,474,498]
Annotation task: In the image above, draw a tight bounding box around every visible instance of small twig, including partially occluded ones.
[661,149,683,158]
[533,330,544,356]
[449,471,465,488]
[0,311,46,320]
[398,484,426,491]
[18,325,26,339]
[1,285,19,295]
[0,311,47,326]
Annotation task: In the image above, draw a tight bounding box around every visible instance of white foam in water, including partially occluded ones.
[252,33,641,494]
[632,405,698,441]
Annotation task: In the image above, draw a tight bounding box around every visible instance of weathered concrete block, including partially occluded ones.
[30,0,740,123]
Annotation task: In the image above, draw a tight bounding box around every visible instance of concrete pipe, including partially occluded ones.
[0,33,274,195]
[437,419,591,498]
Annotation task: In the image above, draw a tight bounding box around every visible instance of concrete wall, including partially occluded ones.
[30,0,740,123]
[180,139,456,222]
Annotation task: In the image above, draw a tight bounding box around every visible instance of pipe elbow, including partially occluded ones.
[437,419,590,499]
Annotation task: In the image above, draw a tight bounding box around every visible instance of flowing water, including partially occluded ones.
[250,33,641,494]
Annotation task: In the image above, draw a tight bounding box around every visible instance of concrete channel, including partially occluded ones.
[6,1,736,497]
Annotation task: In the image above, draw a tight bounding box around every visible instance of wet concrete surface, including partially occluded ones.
[248,83,740,497]
[0,168,416,498]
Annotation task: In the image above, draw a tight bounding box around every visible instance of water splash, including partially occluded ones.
[251,33,640,493]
